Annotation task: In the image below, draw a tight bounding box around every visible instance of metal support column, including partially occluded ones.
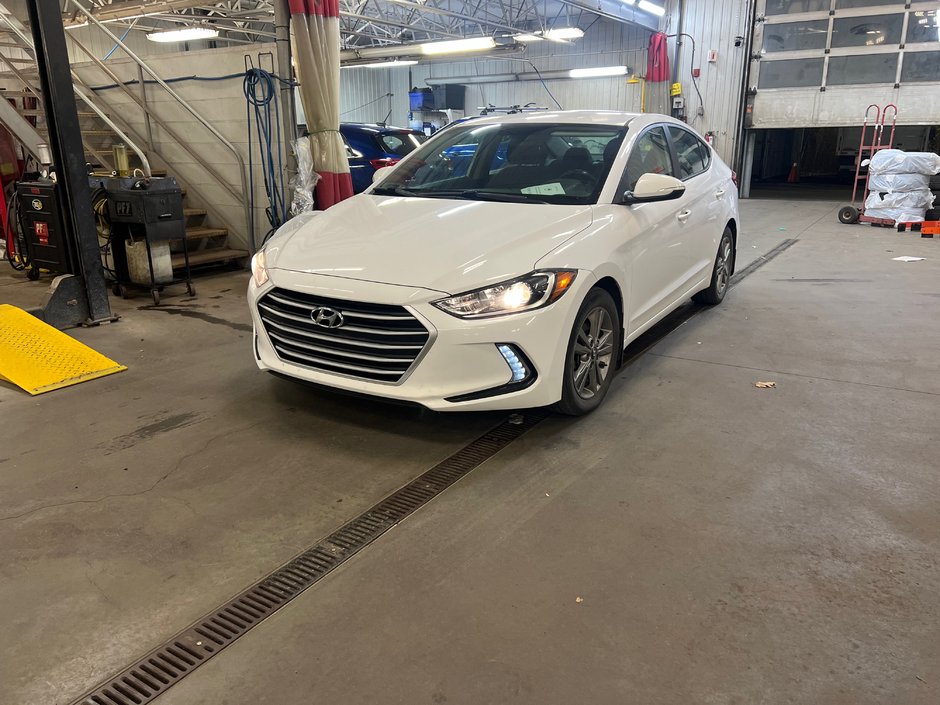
[26,0,114,324]
[740,130,756,199]
[275,0,296,177]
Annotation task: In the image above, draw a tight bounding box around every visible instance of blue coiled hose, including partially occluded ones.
[243,67,289,244]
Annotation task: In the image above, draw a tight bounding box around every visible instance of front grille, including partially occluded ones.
[257,288,431,383]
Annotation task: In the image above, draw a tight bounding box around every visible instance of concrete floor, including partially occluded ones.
[1,200,938,704]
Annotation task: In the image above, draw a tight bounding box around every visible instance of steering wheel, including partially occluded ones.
[558,169,594,184]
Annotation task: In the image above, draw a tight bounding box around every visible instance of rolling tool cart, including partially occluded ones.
[101,176,195,305]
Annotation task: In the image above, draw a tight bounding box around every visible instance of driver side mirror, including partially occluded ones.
[621,173,685,205]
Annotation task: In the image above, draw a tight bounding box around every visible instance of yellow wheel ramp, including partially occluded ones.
[0,304,126,395]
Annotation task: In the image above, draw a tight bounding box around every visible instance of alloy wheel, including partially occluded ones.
[715,237,733,295]
[572,307,615,399]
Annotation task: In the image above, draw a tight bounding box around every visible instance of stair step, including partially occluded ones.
[173,247,247,268]
[183,208,207,217]
[179,226,228,240]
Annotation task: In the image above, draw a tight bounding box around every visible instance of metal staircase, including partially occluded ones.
[0,2,252,272]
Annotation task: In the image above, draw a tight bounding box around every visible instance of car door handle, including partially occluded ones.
[715,189,726,199]
[677,209,692,223]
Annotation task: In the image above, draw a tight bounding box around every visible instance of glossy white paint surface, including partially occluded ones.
[249,112,740,411]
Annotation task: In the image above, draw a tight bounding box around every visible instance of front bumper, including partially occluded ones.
[248,268,595,411]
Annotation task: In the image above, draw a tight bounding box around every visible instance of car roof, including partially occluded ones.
[455,110,688,130]
[340,122,418,134]
[461,110,639,127]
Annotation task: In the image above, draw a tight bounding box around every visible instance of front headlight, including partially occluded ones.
[250,250,269,288]
[433,270,577,319]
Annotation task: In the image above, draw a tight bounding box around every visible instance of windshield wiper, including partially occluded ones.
[460,190,548,204]
[416,189,548,204]
[371,186,420,197]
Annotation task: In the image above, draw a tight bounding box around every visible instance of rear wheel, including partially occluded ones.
[693,228,734,306]
[554,288,622,416]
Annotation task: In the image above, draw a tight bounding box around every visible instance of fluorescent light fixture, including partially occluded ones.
[147,26,218,43]
[622,0,636,4]
[420,37,496,55]
[543,27,584,41]
[513,33,544,42]
[358,59,419,68]
[637,0,666,16]
[569,65,630,78]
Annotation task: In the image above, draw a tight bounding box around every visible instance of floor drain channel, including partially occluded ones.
[71,411,548,705]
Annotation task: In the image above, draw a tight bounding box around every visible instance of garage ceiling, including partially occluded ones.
[65,0,662,47]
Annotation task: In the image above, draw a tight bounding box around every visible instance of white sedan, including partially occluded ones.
[248,111,739,414]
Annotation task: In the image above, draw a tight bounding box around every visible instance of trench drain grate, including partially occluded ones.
[73,237,800,705]
[72,411,547,705]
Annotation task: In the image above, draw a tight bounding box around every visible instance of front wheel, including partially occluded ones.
[554,288,622,416]
[693,228,734,306]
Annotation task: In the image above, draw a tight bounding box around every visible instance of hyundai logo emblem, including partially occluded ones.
[310,306,344,328]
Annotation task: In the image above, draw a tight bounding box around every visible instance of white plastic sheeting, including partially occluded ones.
[868,173,932,193]
[865,190,935,211]
[864,208,926,223]
[289,136,319,216]
[867,149,940,176]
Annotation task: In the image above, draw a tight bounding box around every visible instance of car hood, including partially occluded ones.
[266,194,594,295]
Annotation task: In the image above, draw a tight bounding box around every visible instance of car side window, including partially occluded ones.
[342,135,359,159]
[668,126,711,180]
[623,126,673,192]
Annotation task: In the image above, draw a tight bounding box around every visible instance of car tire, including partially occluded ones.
[554,288,622,416]
[693,228,735,306]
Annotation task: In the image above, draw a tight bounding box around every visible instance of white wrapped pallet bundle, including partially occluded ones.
[864,207,926,223]
[865,190,936,211]
[867,149,940,176]
[868,173,932,192]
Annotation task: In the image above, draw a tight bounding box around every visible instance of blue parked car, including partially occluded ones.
[340,123,427,193]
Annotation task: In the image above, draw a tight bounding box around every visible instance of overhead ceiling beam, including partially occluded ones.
[557,0,661,32]
[342,11,460,38]
[65,0,208,25]
[382,0,525,35]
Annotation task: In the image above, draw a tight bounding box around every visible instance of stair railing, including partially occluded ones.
[0,4,149,175]
[67,0,254,251]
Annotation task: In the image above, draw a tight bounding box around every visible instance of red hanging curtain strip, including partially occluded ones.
[646,32,670,83]
[316,171,354,210]
[288,0,340,17]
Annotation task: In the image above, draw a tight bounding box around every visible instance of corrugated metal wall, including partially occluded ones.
[338,9,748,165]
[339,19,665,129]
[663,0,751,166]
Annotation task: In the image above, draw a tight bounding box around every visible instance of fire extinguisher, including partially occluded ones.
[704,131,716,147]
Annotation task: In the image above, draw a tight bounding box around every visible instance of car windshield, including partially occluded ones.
[373,122,626,205]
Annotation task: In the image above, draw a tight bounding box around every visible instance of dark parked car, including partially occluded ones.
[340,123,427,193]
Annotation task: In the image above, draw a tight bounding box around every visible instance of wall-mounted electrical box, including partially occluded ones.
[707,49,718,63]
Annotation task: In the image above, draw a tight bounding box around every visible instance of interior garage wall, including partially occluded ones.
[339,18,665,131]
[662,0,752,167]
[71,42,282,249]
[1,0,181,60]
